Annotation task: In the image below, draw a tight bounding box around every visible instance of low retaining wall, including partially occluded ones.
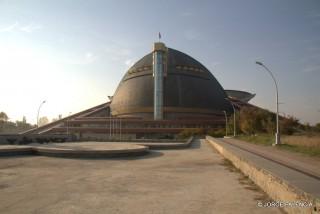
[0,146,34,156]
[0,143,149,159]
[137,136,194,150]
[35,145,149,159]
[0,137,194,158]
[206,136,319,214]
[0,134,74,145]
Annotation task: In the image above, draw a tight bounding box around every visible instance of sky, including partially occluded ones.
[0,0,319,125]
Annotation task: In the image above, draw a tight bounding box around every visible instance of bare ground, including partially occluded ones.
[0,139,281,214]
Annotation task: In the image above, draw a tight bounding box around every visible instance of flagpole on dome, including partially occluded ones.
[158,32,161,42]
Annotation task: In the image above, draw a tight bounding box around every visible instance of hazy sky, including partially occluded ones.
[0,0,319,125]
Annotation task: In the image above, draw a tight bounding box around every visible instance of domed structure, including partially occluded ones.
[110,45,232,119]
[20,42,259,140]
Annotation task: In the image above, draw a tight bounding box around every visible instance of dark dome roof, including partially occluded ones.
[110,48,232,118]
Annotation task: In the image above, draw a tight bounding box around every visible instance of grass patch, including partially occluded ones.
[236,134,273,146]
[280,135,320,157]
[236,134,320,157]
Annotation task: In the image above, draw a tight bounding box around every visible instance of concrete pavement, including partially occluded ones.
[0,139,281,214]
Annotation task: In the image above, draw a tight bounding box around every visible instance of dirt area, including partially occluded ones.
[0,139,281,214]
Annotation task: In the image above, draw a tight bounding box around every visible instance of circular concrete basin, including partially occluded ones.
[34,142,149,158]
[0,145,33,156]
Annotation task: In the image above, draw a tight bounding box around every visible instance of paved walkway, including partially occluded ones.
[219,138,320,198]
[0,139,281,214]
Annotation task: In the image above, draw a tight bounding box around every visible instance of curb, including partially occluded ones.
[206,136,320,214]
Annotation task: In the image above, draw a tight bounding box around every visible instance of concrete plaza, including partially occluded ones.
[0,140,281,214]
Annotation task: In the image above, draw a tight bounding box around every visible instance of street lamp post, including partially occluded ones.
[231,103,236,137]
[256,61,280,145]
[119,117,122,142]
[225,98,236,137]
[223,110,228,137]
[67,112,72,136]
[37,100,46,128]
[109,116,111,139]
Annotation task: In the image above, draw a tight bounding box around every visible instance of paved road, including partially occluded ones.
[222,138,320,179]
[0,139,281,214]
[220,138,320,198]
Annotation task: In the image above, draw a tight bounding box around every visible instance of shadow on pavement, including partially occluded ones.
[188,139,201,149]
[117,150,164,160]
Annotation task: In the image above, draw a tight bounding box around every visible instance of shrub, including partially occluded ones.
[177,128,205,139]
[7,138,17,145]
[207,129,225,138]
[280,116,299,135]
[239,106,300,135]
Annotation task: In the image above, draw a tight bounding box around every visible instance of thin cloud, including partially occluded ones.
[307,11,320,26]
[0,22,42,33]
[180,11,194,17]
[20,23,42,33]
[63,52,98,65]
[85,52,97,63]
[104,43,132,62]
[105,46,131,57]
[307,11,320,18]
[299,52,320,64]
[184,29,202,41]
[302,64,320,73]
[118,48,131,56]
[0,22,18,32]
[125,59,135,68]
[210,61,221,68]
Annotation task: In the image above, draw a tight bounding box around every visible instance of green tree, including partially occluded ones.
[22,116,27,124]
[177,128,205,139]
[38,116,49,127]
[239,106,278,135]
[16,118,34,131]
[239,107,260,134]
[280,115,299,135]
[262,115,275,134]
[0,112,9,121]
[315,123,320,132]
[226,110,241,135]
[0,113,34,133]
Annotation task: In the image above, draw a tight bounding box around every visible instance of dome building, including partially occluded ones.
[22,42,253,140]
[111,43,232,119]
